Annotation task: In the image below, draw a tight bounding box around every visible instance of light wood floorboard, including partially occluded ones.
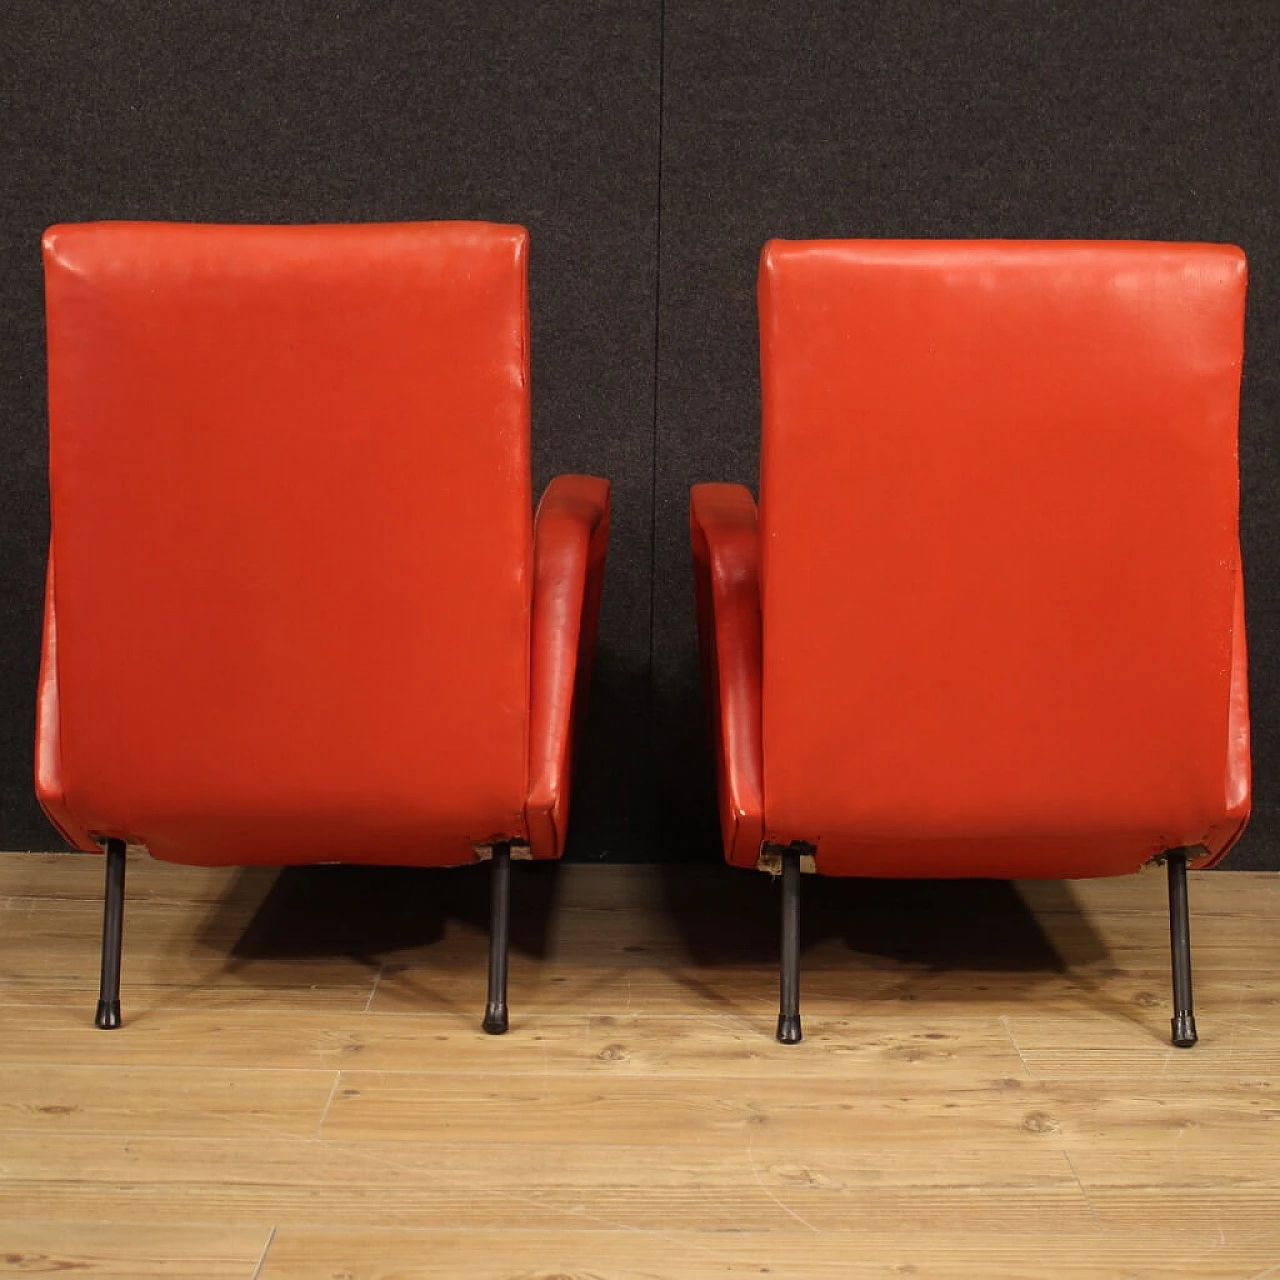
[1,851,1277,1277]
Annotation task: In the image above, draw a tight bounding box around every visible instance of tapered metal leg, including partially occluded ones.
[95,839,126,1029]
[482,844,512,1035]
[1167,848,1197,1048]
[777,850,802,1044]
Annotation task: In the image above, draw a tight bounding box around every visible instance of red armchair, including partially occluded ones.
[37,221,609,1032]
[693,240,1250,1046]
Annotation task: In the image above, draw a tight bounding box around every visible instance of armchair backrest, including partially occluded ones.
[43,222,533,863]
[757,240,1247,852]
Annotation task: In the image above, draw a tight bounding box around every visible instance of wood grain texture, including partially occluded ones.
[255,1227,1280,1280]
[0,1007,1024,1077]
[0,1064,337,1138]
[0,1133,1092,1234]
[0,1221,270,1279]
[0,851,1277,1278]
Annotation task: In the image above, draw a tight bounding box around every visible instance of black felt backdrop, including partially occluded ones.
[1,1,1275,867]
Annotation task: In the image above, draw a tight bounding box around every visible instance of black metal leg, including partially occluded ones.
[777,850,802,1044]
[95,839,126,1029]
[1167,848,1197,1048]
[482,843,512,1035]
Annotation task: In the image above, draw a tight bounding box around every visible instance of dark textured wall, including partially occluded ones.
[0,0,662,857]
[653,1,1279,870]
[2,2,1275,867]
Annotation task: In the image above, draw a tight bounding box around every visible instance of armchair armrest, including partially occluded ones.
[526,474,610,858]
[35,556,100,852]
[691,483,763,867]
[1199,559,1251,867]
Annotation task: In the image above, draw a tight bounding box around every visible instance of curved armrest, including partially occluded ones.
[526,474,611,858]
[1199,558,1251,867]
[691,483,763,867]
[35,556,99,852]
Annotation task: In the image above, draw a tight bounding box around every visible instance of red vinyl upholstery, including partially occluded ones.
[37,221,607,868]
[527,474,610,858]
[691,483,763,868]
[696,240,1250,879]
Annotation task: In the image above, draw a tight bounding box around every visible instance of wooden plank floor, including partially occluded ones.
[0,851,1277,1278]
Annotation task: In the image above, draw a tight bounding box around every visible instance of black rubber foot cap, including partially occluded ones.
[776,1013,802,1045]
[482,1003,509,1035]
[95,1000,121,1030]
[1172,1012,1198,1048]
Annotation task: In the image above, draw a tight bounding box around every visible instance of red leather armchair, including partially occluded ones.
[693,240,1250,1046]
[37,221,609,1032]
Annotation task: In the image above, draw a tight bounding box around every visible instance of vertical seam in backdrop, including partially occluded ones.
[648,0,665,741]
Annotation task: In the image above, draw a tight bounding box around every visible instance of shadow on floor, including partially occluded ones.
[658,865,1109,972]
[207,858,1111,977]
[209,859,562,964]
[656,864,1165,1031]
[191,858,1167,1031]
